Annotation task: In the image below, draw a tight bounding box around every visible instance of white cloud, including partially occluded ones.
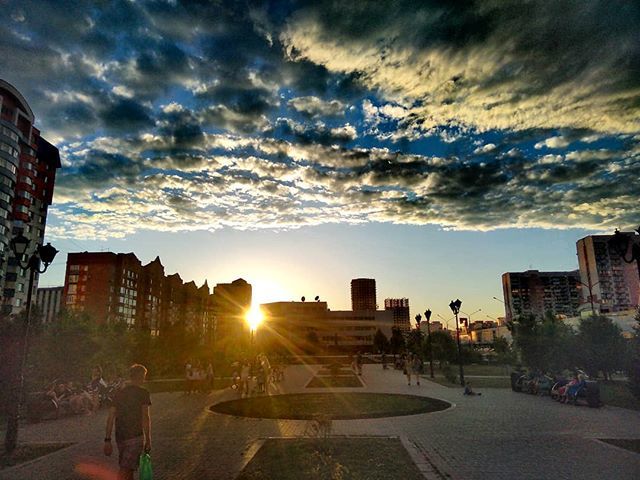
[534,136,570,149]
[473,143,496,154]
[288,96,345,117]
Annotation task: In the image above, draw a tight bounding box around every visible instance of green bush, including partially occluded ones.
[441,363,458,384]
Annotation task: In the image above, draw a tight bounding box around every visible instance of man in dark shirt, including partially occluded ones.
[104,364,152,480]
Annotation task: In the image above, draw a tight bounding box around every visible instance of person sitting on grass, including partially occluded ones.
[463,381,481,396]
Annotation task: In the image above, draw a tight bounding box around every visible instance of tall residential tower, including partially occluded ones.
[501,270,581,322]
[0,79,60,315]
[577,235,640,314]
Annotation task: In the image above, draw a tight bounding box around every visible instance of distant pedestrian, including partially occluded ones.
[185,360,193,394]
[103,364,152,480]
[412,355,422,386]
[404,354,412,385]
[240,360,251,396]
[206,362,214,391]
[356,352,363,375]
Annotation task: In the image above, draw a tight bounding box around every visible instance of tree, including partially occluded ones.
[406,329,423,356]
[492,336,516,365]
[510,312,574,373]
[27,310,99,386]
[429,330,457,366]
[389,327,405,354]
[577,315,626,379]
[373,329,389,353]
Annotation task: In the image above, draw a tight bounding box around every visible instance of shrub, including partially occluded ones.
[441,363,458,384]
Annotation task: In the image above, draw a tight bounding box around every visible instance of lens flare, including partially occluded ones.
[246,305,264,331]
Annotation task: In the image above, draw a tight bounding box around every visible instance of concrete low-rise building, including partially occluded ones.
[563,309,638,339]
[469,324,512,345]
[35,286,63,323]
[260,300,395,353]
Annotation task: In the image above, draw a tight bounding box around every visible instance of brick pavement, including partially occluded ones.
[1,365,639,480]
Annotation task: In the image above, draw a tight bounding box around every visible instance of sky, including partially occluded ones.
[2,1,639,323]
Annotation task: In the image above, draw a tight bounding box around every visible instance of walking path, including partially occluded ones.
[1,365,639,479]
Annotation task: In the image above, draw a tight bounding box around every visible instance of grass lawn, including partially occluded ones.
[236,437,425,480]
[210,393,450,419]
[459,364,511,376]
[1,443,73,469]
[307,375,363,388]
[428,376,510,389]
[599,382,640,411]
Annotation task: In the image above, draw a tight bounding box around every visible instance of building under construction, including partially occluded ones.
[384,298,411,332]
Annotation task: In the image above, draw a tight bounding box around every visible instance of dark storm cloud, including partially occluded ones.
[58,150,144,190]
[195,85,277,117]
[156,106,204,148]
[99,98,154,132]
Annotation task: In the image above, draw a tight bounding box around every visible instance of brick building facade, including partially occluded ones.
[62,252,251,344]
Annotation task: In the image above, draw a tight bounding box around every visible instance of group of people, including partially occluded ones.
[231,353,277,396]
[184,361,214,393]
[392,352,481,395]
[401,353,423,386]
[30,366,115,421]
[555,372,587,403]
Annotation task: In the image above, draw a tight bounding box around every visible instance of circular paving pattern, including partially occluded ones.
[210,392,451,420]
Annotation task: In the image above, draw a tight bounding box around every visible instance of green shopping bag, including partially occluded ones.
[139,452,153,480]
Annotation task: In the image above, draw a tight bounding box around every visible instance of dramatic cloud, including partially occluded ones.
[1,0,638,239]
[281,1,640,135]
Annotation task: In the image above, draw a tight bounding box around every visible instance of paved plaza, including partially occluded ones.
[1,365,639,480]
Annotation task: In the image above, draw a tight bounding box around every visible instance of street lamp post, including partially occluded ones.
[608,228,640,281]
[424,309,434,378]
[449,299,465,387]
[436,313,453,331]
[4,235,58,453]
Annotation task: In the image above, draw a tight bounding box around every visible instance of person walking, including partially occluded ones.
[404,354,412,386]
[103,364,152,480]
[206,362,214,391]
[411,355,422,386]
[239,360,251,397]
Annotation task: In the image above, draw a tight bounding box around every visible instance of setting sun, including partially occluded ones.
[245,305,264,331]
